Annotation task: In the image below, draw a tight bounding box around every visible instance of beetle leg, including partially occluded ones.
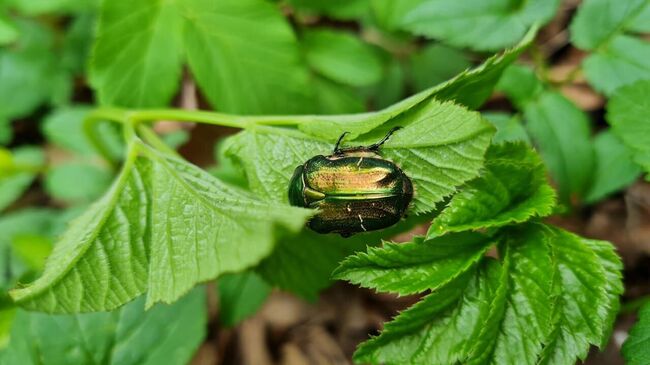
[358,214,367,232]
[333,131,350,154]
[368,126,402,151]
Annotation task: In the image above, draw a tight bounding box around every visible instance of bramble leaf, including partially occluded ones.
[428,143,555,235]
[10,142,311,312]
[183,0,313,114]
[340,223,622,365]
[607,80,650,176]
[302,28,385,87]
[623,302,650,365]
[90,0,183,107]
[333,233,494,296]
[570,0,650,94]
[483,112,531,144]
[227,99,493,214]
[585,130,641,203]
[375,0,557,51]
[218,271,271,327]
[499,66,595,201]
[1,289,206,365]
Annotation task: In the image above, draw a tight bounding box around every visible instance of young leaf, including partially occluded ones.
[623,301,650,365]
[218,271,271,327]
[428,143,555,236]
[10,142,311,312]
[607,80,650,176]
[570,0,650,94]
[227,99,494,214]
[302,28,385,87]
[333,232,494,296]
[183,0,313,114]
[343,223,622,365]
[297,27,535,140]
[2,289,206,365]
[0,146,44,212]
[585,130,641,203]
[90,0,183,107]
[389,0,558,51]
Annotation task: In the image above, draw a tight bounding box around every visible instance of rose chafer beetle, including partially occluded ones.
[288,127,413,237]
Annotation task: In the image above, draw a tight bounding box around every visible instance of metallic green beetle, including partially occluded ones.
[288,127,413,237]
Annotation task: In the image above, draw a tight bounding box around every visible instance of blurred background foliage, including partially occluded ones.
[0,0,649,363]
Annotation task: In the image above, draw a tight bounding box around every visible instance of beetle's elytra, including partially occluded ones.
[288,127,413,237]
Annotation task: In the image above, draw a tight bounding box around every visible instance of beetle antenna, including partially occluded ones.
[334,132,350,153]
[369,126,401,150]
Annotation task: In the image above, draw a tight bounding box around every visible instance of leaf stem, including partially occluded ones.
[126,109,316,128]
[83,108,128,169]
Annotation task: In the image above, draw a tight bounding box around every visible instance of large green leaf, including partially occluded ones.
[1,289,206,365]
[378,0,558,51]
[585,130,641,203]
[570,0,650,94]
[340,223,623,365]
[428,143,555,236]
[500,66,595,201]
[302,28,384,87]
[606,80,650,176]
[296,27,535,140]
[90,0,184,107]
[227,99,493,214]
[334,233,494,296]
[623,302,650,365]
[183,0,313,114]
[10,142,311,312]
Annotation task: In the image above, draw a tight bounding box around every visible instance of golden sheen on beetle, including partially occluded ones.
[288,127,413,237]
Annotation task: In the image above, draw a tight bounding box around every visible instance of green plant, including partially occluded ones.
[1,0,649,364]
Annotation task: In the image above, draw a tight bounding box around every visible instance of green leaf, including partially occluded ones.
[296,27,535,140]
[257,216,425,300]
[0,15,18,46]
[346,223,623,365]
[218,271,271,327]
[353,260,501,364]
[10,142,311,312]
[6,0,97,15]
[428,143,555,235]
[498,64,595,201]
[585,130,641,203]
[0,146,44,212]
[288,0,370,20]
[537,227,623,364]
[570,0,650,94]
[0,118,11,146]
[0,20,68,119]
[390,0,558,51]
[1,289,206,365]
[334,233,494,296]
[11,235,52,272]
[228,99,493,214]
[623,302,650,365]
[371,58,406,109]
[90,0,183,107]
[302,28,385,87]
[408,44,471,92]
[607,80,650,176]
[570,0,647,50]
[483,112,531,144]
[183,0,313,114]
[312,77,365,114]
[42,106,123,158]
[45,162,113,204]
